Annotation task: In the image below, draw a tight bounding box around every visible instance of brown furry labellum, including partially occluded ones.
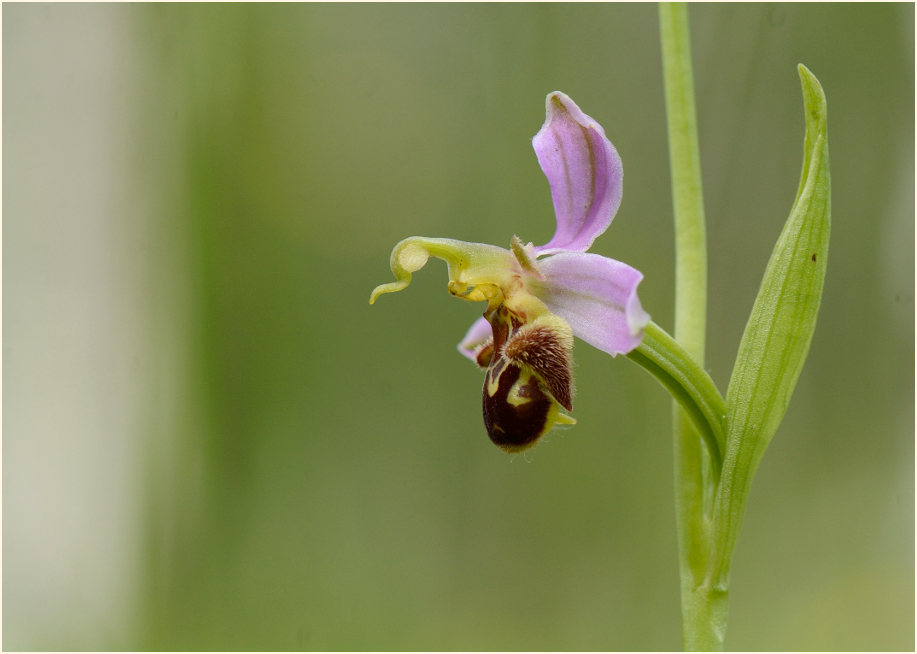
[476,306,575,452]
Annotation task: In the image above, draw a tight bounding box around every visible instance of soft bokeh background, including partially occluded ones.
[4,3,913,650]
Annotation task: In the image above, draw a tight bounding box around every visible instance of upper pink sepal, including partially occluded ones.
[532,91,624,255]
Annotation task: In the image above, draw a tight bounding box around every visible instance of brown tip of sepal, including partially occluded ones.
[474,338,495,369]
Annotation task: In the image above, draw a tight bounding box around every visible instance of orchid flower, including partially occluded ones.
[371,91,650,452]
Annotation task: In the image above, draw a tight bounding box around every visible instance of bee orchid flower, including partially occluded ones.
[371,91,650,452]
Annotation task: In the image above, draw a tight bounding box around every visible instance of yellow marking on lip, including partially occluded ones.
[506,369,537,408]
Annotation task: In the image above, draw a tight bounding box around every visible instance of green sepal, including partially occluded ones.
[709,64,831,587]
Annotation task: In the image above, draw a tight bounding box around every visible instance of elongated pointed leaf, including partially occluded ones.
[711,65,831,586]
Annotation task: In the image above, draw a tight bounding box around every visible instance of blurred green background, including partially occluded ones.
[4,3,913,651]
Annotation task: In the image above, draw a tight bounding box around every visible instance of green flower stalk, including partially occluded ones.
[659,2,721,649]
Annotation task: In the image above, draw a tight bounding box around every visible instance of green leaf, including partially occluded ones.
[709,64,831,587]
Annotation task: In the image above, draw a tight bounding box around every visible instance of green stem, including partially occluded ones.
[660,2,707,353]
[659,2,725,650]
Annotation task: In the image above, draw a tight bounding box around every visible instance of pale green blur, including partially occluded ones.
[4,3,913,650]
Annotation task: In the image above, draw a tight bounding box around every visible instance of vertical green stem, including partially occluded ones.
[659,3,726,650]
[660,2,707,350]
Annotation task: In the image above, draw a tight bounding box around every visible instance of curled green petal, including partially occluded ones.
[369,237,515,305]
[710,64,831,588]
